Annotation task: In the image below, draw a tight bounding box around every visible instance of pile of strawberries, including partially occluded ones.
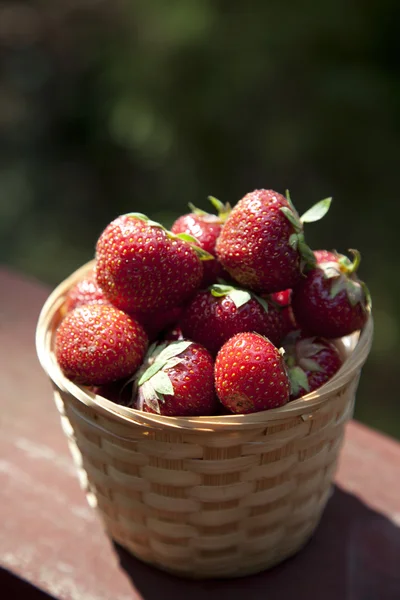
[54,189,370,416]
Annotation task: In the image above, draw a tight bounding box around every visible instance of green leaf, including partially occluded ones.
[289,233,299,250]
[280,207,302,232]
[141,381,161,413]
[296,338,326,358]
[285,189,296,213]
[138,360,165,386]
[151,371,174,396]
[345,280,364,307]
[210,284,235,297]
[298,237,317,267]
[174,232,201,245]
[207,195,225,213]
[151,341,168,360]
[228,289,252,309]
[207,195,231,221]
[138,341,192,386]
[211,283,262,309]
[299,358,324,373]
[288,366,310,397]
[125,213,166,230]
[164,356,184,370]
[322,262,341,279]
[173,232,215,261]
[155,340,193,365]
[300,198,332,224]
[252,294,269,313]
[330,277,346,299]
[188,202,208,216]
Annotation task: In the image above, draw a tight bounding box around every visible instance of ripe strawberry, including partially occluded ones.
[134,340,217,416]
[214,332,290,413]
[216,189,331,293]
[180,284,285,355]
[63,270,109,315]
[269,289,297,337]
[96,213,212,313]
[171,197,231,287]
[292,249,371,338]
[283,332,343,400]
[55,304,148,385]
[135,305,183,342]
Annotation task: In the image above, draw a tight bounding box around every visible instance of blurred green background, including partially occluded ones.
[1,1,399,436]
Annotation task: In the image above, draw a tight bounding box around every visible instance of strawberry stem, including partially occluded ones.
[188,202,208,216]
[347,249,361,274]
[207,196,232,221]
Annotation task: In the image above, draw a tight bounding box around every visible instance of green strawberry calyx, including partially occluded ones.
[125,212,214,261]
[188,195,232,223]
[287,365,310,398]
[283,332,326,397]
[210,283,269,312]
[321,249,372,309]
[207,196,232,221]
[133,340,192,413]
[280,191,332,270]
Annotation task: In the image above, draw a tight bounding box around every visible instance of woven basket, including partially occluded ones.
[36,260,373,579]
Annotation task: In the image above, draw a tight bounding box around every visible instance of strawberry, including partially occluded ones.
[134,340,217,416]
[214,332,290,413]
[283,332,343,400]
[95,213,212,314]
[86,378,133,405]
[216,189,332,293]
[135,305,183,342]
[162,325,184,342]
[171,197,231,287]
[180,284,285,355]
[292,249,371,338]
[63,270,109,315]
[55,304,148,385]
[314,249,338,264]
[269,289,297,337]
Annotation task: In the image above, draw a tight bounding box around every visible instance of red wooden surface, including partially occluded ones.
[0,267,399,600]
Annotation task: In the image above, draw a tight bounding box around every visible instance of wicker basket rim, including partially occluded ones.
[36,260,373,432]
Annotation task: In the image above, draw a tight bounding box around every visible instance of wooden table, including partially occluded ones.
[1,267,399,599]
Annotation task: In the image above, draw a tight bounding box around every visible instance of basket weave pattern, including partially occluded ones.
[36,262,372,578]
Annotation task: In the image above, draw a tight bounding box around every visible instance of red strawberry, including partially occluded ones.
[135,305,183,342]
[216,189,331,293]
[292,249,370,338]
[171,197,231,287]
[86,378,132,405]
[214,332,290,413]
[134,340,217,416]
[95,213,212,313]
[180,284,285,355]
[63,270,109,315]
[314,249,337,264]
[55,304,148,385]
[269,289,297,336]
[283,333,343,400]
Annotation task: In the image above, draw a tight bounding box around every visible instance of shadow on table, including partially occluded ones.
[0,567,57,600]
[114,485,400,600]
